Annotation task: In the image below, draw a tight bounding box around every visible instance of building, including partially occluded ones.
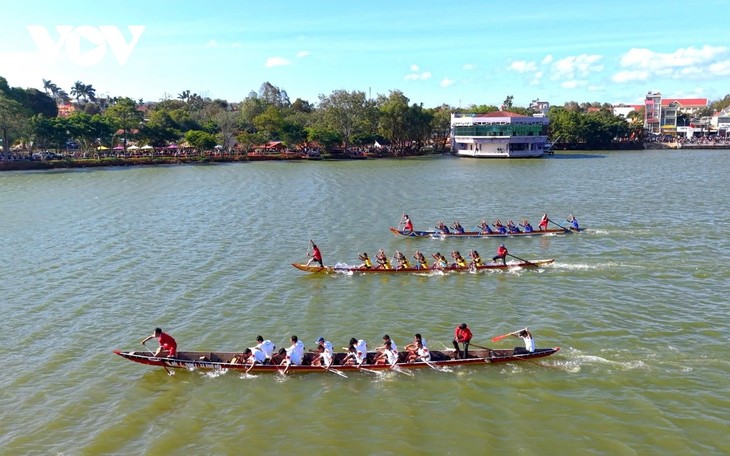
[643,92,708,137]
[450,111,550,158]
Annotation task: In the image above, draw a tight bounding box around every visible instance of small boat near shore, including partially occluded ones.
[389,227,577,238]
[114,347,560,374]
[292,258,554,274]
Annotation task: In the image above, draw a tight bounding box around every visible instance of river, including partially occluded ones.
[1,149,728,455]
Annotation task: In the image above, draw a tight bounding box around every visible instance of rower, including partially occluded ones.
[358,252,372,269]
[255,335,275,364]
[511,328,535,354]
[141,327,177,358]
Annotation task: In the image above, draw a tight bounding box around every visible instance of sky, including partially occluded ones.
[1,0,729,109]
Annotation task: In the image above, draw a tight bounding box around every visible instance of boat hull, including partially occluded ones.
[114,347,560,373]
[389,227,578,238]
[292,259,554,274]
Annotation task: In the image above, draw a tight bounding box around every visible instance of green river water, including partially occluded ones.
[1,149,728,455]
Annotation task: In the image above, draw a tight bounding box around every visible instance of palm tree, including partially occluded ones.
[42,78,53,95]
[177,90,190,103]
[70,81,97,105]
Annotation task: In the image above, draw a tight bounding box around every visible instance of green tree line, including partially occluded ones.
[2,74,729,159]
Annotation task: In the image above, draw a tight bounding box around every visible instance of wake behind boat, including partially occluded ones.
[114,347,560,374]
[292,258,554,274]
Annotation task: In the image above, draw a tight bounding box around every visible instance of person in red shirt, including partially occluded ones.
[538,213,549,231]
[141,327,177,358]
[452,323,473,359]
[306,239,323,267]
[402,214,414,232]
[492,244,508,265]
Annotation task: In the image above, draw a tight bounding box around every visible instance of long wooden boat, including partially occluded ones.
[114,347,560,374]
[292,258,554,274]
[389,226,580,238]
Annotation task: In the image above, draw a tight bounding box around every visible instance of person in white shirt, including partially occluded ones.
[404,333,427,356]
[407,341,431,362]
[255,335,275,364]
[374,340,399,366]
[512,328,535,353]
[342,338,368,366]
[373,334,398,364]
[312,337,334,368]
[281,335,305,373]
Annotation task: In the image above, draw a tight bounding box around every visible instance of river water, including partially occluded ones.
[1,150,728,455]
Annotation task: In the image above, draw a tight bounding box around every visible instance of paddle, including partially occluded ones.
[507,253,538,267]
[323,365,348,378]
[547,218,568,230]
[142,341,172,375]
[390,363,414,376]
[491,328,527,343]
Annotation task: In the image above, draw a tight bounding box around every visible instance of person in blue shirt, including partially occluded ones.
[568,215,580,231]
[521,219,534,232]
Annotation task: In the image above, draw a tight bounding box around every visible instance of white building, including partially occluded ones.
[451,111,550,158]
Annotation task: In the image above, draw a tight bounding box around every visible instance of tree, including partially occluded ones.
[317,89,373,152]
[0,95,29,157]
[184,130,217,152]
[70,81,96,105]
[503,95,514,110]
[104,97,142,153]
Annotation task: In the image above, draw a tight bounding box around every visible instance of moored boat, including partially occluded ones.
[389,227,576,238]
[114,347,560,374]
[292,258,554,274]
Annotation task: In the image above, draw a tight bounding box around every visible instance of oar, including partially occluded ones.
[491,328,526,343]
[507,253,538,267]
[547,218,568,230]
[391,363,414,377]
[142,342,172,375]
[325,366,348,378]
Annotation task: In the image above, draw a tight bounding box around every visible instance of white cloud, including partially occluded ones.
[541,54,553,65]
[509,60,537,73]
[404,68,432,80]
[611,70,650,83]
[265,56,291,67]
[551,54,603,80]
[440,78,455,87]
[462,63,475,71]
[614,45,730,82]
[296,50,310,58]
[205,40,218,48]
[561,80,589,89]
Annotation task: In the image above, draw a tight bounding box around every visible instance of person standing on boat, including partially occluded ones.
[492,244,508,265]
[538,213,549,231]
[305,240,323,267]
[452,323,473,359]
[512,328,535,353]
[568,215,580,231]
[402,214,414,233]
[141,327,177,358]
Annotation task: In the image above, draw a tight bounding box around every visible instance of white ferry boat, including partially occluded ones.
[451,111,550,158]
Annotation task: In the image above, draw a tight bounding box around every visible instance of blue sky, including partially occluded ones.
[2,0,729,108]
